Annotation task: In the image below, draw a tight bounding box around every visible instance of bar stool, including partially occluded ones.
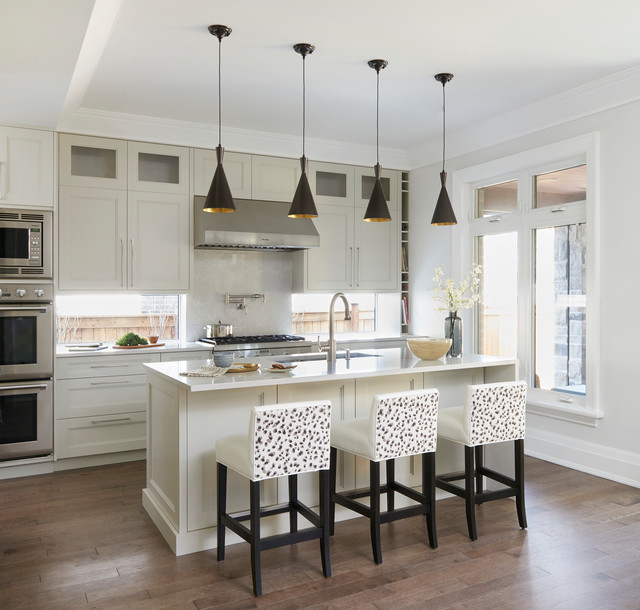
[436,380,528,541]
[330,388,439,564]
[216,400,332,597]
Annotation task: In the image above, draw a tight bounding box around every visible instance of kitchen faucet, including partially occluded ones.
[327,292,351,362]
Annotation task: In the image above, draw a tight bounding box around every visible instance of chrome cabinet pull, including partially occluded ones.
[348,247,353,287]
[339,384,345,420]
[90,380,131,386]
[89,364,129,369]
[551,206,566,213]
[130,238,134,287]
[356,247,360,287]
[90,417,132,425]
[410,378,415,390]
[120,238,125,287]
[0,384,48,391]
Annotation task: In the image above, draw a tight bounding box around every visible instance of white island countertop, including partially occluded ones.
[143,348,517,392]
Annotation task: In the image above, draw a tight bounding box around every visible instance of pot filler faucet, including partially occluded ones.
[328,292,351,362]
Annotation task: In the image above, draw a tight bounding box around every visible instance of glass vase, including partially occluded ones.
[445,311,462,357]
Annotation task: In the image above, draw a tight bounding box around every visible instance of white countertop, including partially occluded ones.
[56,341,211,357]
[143,348,517,392]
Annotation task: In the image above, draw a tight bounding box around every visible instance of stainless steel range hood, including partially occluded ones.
[194,196,320,251]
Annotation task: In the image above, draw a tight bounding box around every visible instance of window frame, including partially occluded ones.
[453,134,601,425]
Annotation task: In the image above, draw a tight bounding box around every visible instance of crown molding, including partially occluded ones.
[407,64,640,170]
[58,106,410,169]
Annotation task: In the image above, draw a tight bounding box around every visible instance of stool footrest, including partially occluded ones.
[478,465,517,489]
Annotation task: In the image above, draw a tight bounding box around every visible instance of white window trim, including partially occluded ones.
[451,133,602,425]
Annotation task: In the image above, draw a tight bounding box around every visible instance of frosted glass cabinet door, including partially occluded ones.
[127,192,190,291]
[0,127,54,207]
[58,186,128,290]
[59,134,127,189]
[128,142,189,194]
[193,148,252,198]
[309,161,354,206]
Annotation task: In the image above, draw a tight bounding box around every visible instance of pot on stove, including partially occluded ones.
[204,321,235,339]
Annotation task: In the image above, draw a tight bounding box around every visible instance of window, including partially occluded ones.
[56,294,180,344]
[459,135,598,419]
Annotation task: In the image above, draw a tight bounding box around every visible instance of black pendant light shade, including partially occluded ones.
[289,43,317,218]
[204,24,235,213]
[203,145,235,213]
[364,59,391,222]
[432,72,456,225]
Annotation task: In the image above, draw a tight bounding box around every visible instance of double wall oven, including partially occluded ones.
[0,218,54,460]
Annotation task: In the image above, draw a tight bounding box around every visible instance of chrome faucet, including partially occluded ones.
[328,292,351,362]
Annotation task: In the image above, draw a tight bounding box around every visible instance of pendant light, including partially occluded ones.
[203,24,235,213]
[364,59,391,222]
[431,72,457,225]
[289,43,318,218]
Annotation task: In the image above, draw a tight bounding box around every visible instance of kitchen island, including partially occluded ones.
[142,348,517,555]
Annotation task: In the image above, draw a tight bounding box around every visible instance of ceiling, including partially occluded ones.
[4,0,640,161]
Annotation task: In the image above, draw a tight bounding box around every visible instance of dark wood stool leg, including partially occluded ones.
[464,445,478,541]
[329,447,338,535]
[515,439,527,529]
[423,452,438,548]
[474,445,484,494]
[217,462,227,561]
[386,459,395,511]
[288,474,298,533]
[370,460,382,564]
[319,469,331,577]
[249,480,262,597]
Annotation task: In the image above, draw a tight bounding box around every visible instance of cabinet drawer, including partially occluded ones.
[55,374,148,419]
[55,411,146,459]
[55,353,161,379]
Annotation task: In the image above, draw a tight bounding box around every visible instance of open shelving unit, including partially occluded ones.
[401,172,410,334]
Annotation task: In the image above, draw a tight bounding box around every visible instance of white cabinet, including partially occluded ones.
[59,134,128,189]
[293,161,400,292]
[58,186,190,292]
[54,353,161,459]
[128,141,189,194]
[127,191,190,291]
[58,186,128,290]
[251,155,300,201]
[193,148,251,198]
[0,126,54,207]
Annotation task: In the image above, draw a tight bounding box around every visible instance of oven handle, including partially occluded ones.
[0,383,49,391]
[0,306,49,312]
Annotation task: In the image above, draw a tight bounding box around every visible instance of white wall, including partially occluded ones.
[185,250,293,341]
[410,100,640,488]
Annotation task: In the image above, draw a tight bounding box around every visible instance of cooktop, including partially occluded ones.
[199,334,306,346]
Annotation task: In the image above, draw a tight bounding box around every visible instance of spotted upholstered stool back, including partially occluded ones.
[216,400,332,596]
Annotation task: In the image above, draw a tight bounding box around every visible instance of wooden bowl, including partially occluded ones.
[407,337,452,360]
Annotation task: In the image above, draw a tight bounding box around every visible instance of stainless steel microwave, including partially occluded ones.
[0,207,52,278]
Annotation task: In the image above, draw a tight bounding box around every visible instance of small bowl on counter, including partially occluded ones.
[213,352,234,367]
[407,337,452,360]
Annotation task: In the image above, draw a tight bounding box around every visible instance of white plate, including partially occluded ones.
[269,365,297,373]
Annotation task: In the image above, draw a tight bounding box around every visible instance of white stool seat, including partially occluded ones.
[215,433,252,479]
[330,418,373,460]
[437,406,467,445]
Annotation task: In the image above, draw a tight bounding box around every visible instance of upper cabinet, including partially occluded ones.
[0,126,54,207]
[293,161,400,293]
[193,148,252,198]
[128,141,189,194]
[59,134,127,189]
[251,155,300,202]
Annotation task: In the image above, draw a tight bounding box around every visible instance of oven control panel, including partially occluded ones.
[0,283,53,302]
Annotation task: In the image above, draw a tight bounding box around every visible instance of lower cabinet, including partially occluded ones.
[54,350,209,460]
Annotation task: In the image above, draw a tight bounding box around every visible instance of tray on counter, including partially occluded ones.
[112,343,165,349]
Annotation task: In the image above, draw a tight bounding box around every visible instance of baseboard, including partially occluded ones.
[526,428,640,489]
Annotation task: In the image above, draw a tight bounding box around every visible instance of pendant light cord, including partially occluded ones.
[441,81,446,173]
[376,67,380,166]
[302,54,306,158]
[218,35,222,149]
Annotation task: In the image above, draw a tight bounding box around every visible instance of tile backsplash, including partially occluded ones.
[186,249,293,340]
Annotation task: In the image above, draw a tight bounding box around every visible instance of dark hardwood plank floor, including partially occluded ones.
[1,457,639,609]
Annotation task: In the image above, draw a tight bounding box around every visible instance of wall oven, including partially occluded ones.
[0,380,52,460]
[0,283,53,381]
[0,282,53,460]
[0,207,52,279]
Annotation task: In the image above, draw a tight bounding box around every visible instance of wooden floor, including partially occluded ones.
[1,457,639,609]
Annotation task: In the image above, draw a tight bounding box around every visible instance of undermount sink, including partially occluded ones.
[274,351,380,363]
